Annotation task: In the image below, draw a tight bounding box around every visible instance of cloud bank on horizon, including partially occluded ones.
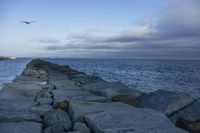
[1,0,200,59]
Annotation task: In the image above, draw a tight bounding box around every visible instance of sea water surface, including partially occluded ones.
[0,58,200,100]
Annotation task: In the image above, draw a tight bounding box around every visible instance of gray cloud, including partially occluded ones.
[44,0,200,59]
[35,37,62,44]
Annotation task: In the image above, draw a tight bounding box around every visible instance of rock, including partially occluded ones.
[13,75,48,87]
[65,131,82,133]
[85,106,187,133]
[70,74,101,84]
[56,100,69,112]
[24,69,48,78]
[137,90,193,116]
[30,104,53,116]
[73,122,91,133]
[175,118,200,133]
[0,122,42,133]
[50,80,82,91]
[53,90,107,106]
[44,127,55,133]
[170,101,200,123]
[36,97,53,105]
[68,101,135,122]
[44,109,72,133]
[1,83,43,101]
[37,90,53,99]
[83,81,144,106]
[0,99,41,122]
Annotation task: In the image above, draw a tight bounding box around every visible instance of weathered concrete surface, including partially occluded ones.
[83,81,144,106]
[137,90,193,116]
[85,105,187,133]
[0,122,42,133]
[53,90,108,105]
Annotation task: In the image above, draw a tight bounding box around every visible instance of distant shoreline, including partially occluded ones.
[0,56,16,60]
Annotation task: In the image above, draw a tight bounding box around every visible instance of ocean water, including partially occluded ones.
[0,58,31,89]
[0,58,200,100]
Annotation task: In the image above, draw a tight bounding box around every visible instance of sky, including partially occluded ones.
[0,0,200,59]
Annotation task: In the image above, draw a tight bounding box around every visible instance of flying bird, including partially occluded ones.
[21,21,37,24]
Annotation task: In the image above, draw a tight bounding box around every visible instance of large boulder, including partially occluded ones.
[0,99,41,122]
[0,122,42,133]
[53,90,107,106]
[137,90,193,116]
[49,79,82,91]
[170,101,200,133]
[85,106,187,133]
[30,104,53,117]
[73,122,91,133]
[68,101,137,122]
[1,83,43,101]
[43,109,72,133]
[83,81,144,106]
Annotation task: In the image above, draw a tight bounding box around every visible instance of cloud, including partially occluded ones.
[34,37,62,44]
[44,0,200,59]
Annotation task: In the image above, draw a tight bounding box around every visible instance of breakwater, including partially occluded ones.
[0,59,199,133]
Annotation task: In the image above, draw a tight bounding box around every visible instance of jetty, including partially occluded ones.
[0,59,199,133]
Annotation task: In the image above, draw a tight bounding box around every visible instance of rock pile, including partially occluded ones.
[0,59,199,133]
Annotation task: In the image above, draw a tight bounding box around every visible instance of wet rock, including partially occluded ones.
[68,101,134,122]
[0,122,42,133]
[30,104,53,116]
[85,106,187,133]
[53,90,107,106]
[73,122,91,133]
[137,90,193,116]
[44,109,72,133]
[83,81,144,106]
[24,69,48,78]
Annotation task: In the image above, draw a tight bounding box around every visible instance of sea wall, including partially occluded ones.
[0,59,199,133]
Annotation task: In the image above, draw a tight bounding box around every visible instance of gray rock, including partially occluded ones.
[137,90,193,116]
[83,81,144,106]
[50,80,82,91]
[68,101,134,122]
[73,122,90,133]
[24,69,48,78]
[65,131,82,133]
[170,101,200,123]
[44,127,55,133]
[36,97,53,105]
[85,106,187,133]
[1,83,43,101]
[0,122,42,133]
[30,104,53,116]
[44,109,72,133]
[37,90,53,99]
[53,90,107,105]
[0,99,41,122]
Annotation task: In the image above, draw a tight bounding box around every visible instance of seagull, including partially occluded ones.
[21,21,37,24]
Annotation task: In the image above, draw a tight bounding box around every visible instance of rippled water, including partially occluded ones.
[0,58,31,89]
[1,58,200,100]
